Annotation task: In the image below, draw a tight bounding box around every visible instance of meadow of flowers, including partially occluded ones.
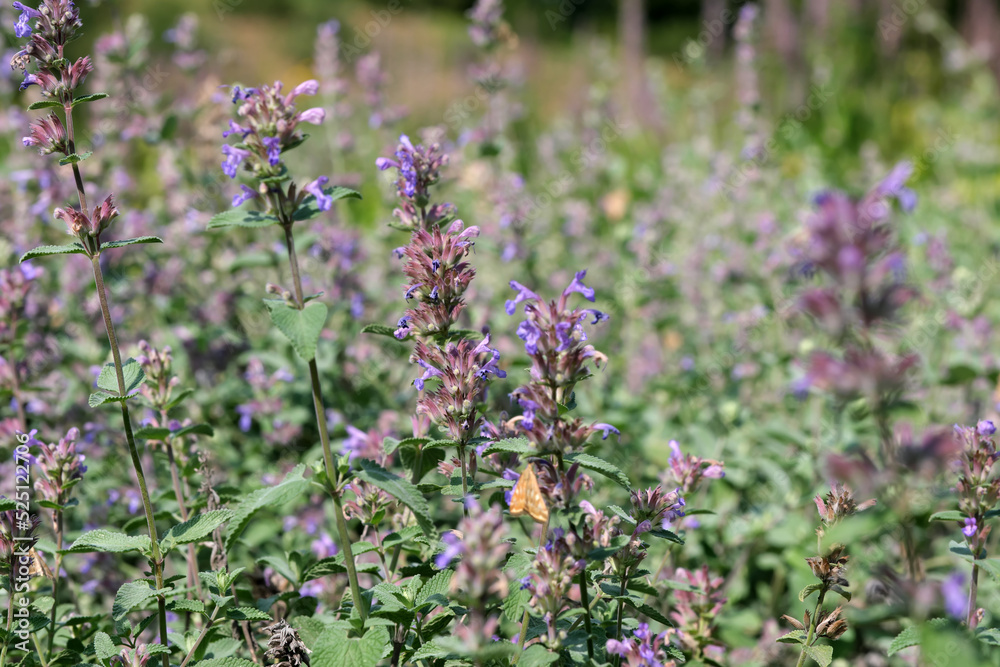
[2,0,1000,665]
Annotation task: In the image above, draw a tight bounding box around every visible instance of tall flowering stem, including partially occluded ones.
[215,78,370,618]
[952,421,1000,628]
[12,2,169,663]
[378,135,505,513]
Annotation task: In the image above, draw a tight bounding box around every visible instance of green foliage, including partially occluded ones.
[207,209,281,229]
[264,299,328,361]
[225,465,310,552]
[19,243,88,262]
[354,460,435,538]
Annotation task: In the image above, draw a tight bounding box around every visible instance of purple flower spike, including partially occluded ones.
[375,157,397,171]
[516,320,542,355]
[435,531,463,569]
[232,184,257,207]
[977,420,996,437]
[506,280,539,315]
[19,72,38,91]
[413,359,442,391]
[963,517,977,539]
[304,176,332,211]
[564,270,596,302]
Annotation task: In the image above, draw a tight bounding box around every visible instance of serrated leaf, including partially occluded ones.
[100,236,163,251]
[264,300,327,362]
[20,244,87,262]
[293,186,362,222]
[799,583,822,602]
[59,151,93,166]
[27,100,62,110]
[112,581,156,621]
[167,387,195,410]
[803,643,833,667]
[225,465,309,552]
[63,530,151,555]
[410,642,451,661]
[623,599,673,627]
[96,358,145,398]
[225,607,272,622]
[503,578,530,622]
[355,460,435,538]
[361,323,399,338]
[565,452,632,490]
[207,209,280,230]
[976,627,1000,646]
[416,570,453,608]
[586,534,630,561]
[89,390,121,407]
[480,437,532,455]
[72,92,109,106]
[887,625,920,656]
[93,631,117,663]
[0,499,15,512]
[311,626,388,667]
[160,510,233,551]
[194,659,257,667]
[929,510,966,522]
[166,599,206,614]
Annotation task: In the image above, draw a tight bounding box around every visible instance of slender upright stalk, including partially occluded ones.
[91,256,170,667]
[273,202,366,621]
[578,569,594,659]
[967,563,980,629]
[513,517,549,663]
[795,590,827,667]
[613,571,628,667]
[163,429,201,601]
[47,509,64,657]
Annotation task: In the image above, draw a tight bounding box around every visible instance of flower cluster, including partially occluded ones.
[136,340,181,411]
[662,439,725,496]
[606,623,679,667]
[522,532,585,646]
[813,483,876,536]
[953,420,1000,555]
[791,162,919,402]
[668,566,727,660]
[34,426,86,507]
[220,79,328,209]
[506,270,614,453]
[631,485,686,530]
[262,620,311,667]
[10,0,89,100]
[377,135,452,225]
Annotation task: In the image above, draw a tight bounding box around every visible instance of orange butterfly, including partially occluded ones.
[508,463,548,524]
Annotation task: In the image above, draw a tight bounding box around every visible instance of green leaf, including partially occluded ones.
[193,659,257,667]
[160,510,233,551]
[112,581,156,621]
[167,388,195,410]
[360,323,399,338]
[976,627,1000,647]
[264,300,328,362]
[59,151,93,166]
[355,460,435,539]
[803,643,833,667]
[166,599,206,614]
[311,626,388,667]
[798,583,822,602]
[225,465,309,552]
[565,452,632,490]
[206,209,280,230]
[100,236,163,251]
[586,534,630,560]
[93,631,117,663]
[776,629,807,645]
[20,244,87,262]
[0,498,17,512]
[173,423,215,438]
[929,510,966,522]
[27,100,62,110]
[89,390,121,407]
[480,437,532,455]
[503,578,530,622]
[225,607,272,622]
[72,92,109,107]
[517,644,559,667]
[623,598,673,627]
[887,625,920,656]
[293,186,362,222]
[95,358,146,398]
[134,426,171,440]
[416,570,453,608]
[62,529,151,555]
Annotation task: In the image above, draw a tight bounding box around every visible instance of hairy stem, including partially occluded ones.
[91,256,169,667]
[333,492,369,618]
[179,607,220,667]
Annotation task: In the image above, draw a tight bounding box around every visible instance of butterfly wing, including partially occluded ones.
[509,465,530,517]
[509,464,548,524]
